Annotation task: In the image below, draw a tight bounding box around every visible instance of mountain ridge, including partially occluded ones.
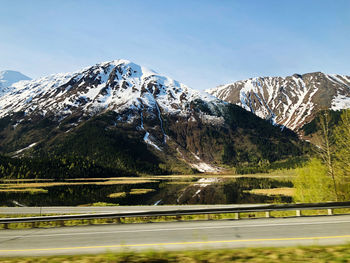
[0,59,220,118]
[0,60,308,176]
[0,70,31,96]
[207,72,350,130]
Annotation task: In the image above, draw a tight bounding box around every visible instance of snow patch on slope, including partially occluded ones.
[14,142,37,155]
[143,132,162,151]
[208,72,350,130]
[0,60,223,121]
[332,94,350,110]
[188,153,221,173]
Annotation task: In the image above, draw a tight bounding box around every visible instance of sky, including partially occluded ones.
[0,0,349,90]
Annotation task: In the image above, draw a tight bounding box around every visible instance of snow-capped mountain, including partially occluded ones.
[207,72,350,131]
[0,60,227,172]
[0,60,306,174]
[0,59,220,119]
[0,70,31,95]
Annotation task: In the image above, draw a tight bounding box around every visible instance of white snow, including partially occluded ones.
[14,142,37,155]
[331,94,350,110]
[282,77,309,130]
[326,74,350,87]
[192,189,201,197]
[195,177,219,187]
[191,152,201,161]
[190,162,220,173]
[208,72,350,130]
[154,200,162,205]
[0,70,31,89]
[191,178,220,198]
[0,59,225,121]
[143,132,162,151]
[188,152,221,173]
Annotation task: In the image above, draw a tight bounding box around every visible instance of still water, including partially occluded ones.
[0,178,293,206]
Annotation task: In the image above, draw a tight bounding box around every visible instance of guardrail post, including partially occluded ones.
[327,208,333,215]
[265,211,270,218]
[206,214,212,220]
[59,220,65,227]
[296,210,301,217]
[3,223,8,229]
[234,213,240,220]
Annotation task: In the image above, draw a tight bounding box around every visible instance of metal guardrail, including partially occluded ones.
[1,201,350,226]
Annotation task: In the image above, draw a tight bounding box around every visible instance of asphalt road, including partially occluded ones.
[0,204,268,215]
[1,215,350,257]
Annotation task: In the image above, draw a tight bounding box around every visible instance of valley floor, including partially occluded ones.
[0,172,295,206]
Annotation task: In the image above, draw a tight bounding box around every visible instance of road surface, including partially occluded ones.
[1,215,350,257]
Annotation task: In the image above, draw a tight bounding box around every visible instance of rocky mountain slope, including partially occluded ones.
[0,70,31,96]
[0,60,307,177]
[207,72,350,131]
[0,60,216,120]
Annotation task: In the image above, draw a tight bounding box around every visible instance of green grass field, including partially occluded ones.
[1,244,350,262]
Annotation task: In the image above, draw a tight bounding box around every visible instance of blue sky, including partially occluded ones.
[0,0,349,90]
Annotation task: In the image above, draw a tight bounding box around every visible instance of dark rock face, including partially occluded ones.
[208,72,350,131]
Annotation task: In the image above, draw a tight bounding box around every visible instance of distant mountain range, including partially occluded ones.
[0,70,31,95]
[207,72,350,131]
[0,60,306,176]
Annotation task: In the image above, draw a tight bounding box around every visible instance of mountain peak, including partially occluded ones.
[0,61,309,174]
[0,59,219,119]
[0,70,31,89]
[208,71,350,130]
[292,73,303,79]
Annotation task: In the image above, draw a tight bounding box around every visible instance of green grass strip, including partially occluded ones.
[1,244,350,262]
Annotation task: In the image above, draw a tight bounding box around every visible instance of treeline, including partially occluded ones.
[47,113,167,176]
[302,110,343,136]
[233,156,308,174]
[0,105,311,179]
[0,111,170,179]
[0,154,130,179]
[220,104,309,168]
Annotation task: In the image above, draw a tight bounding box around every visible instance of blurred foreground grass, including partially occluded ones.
[1,244,350,262]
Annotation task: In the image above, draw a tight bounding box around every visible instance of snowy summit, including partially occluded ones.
[0,70,31,88]
[0,59,220,119]
[0,70,31,96]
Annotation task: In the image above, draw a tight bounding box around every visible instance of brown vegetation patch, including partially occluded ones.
[130,188,156,195]
[248,187,295,196]
[108,192,127,198]
[0,180,158,189]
